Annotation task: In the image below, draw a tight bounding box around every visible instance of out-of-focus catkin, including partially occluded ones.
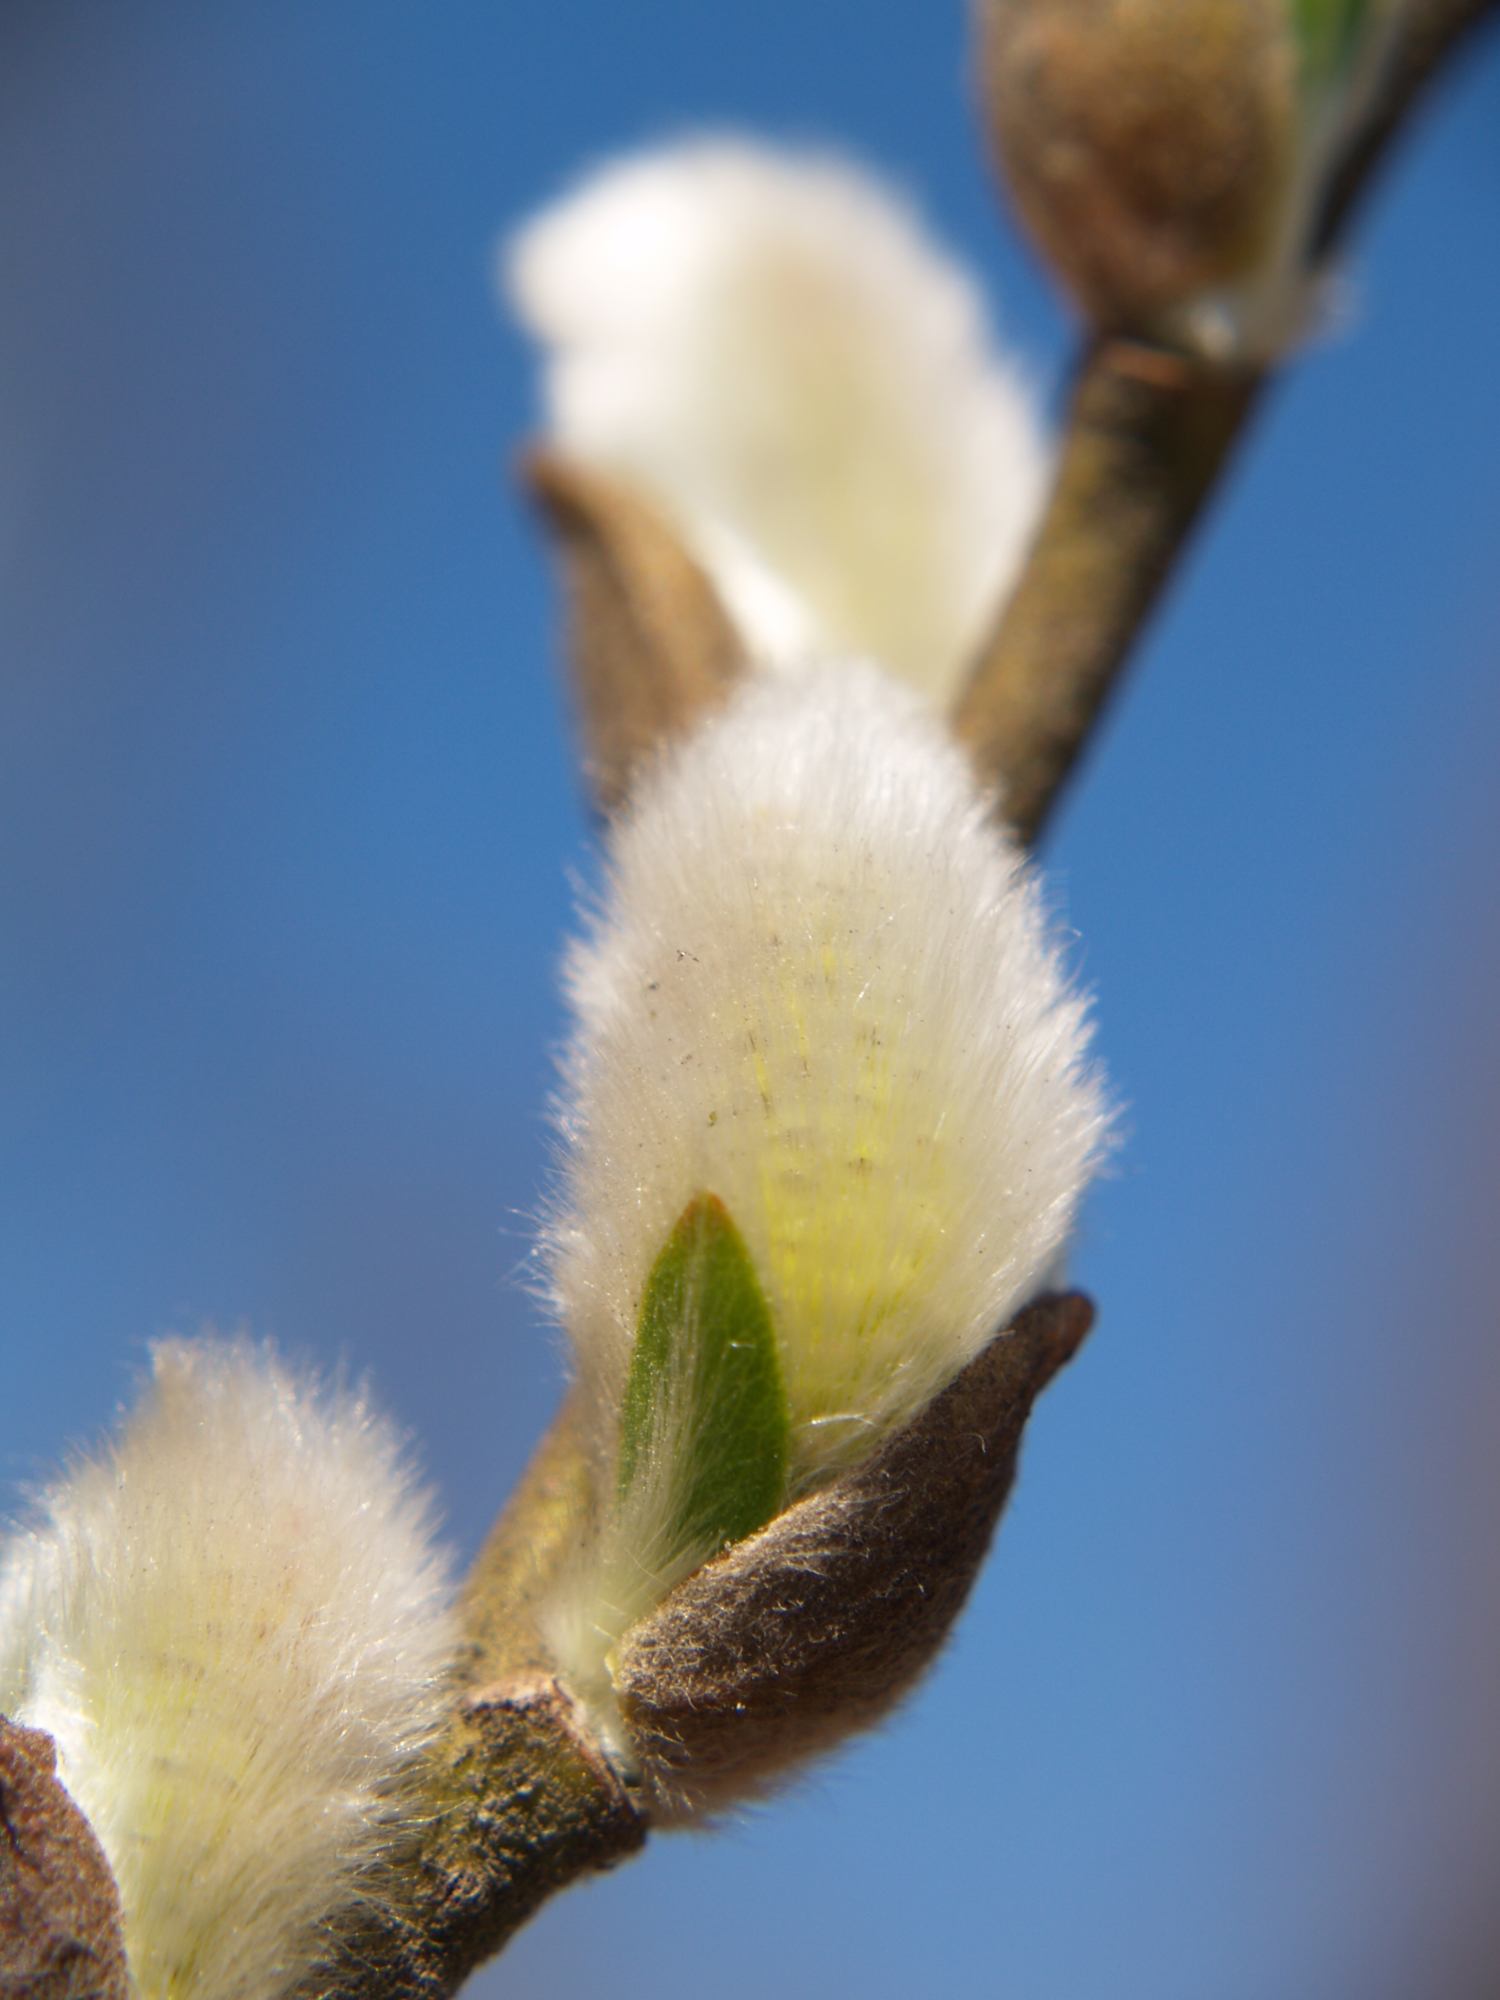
[509,139,1048,705]
[0,1339,456,2000]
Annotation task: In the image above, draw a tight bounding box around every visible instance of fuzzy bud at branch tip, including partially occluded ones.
[977,0,1408,363]
[541,663,1111,1812]
[0,1339,457,2000]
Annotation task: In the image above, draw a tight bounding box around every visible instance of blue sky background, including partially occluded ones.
[2,4,1498,1996]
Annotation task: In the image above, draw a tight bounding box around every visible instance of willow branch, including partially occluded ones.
[284,8,1498,1994]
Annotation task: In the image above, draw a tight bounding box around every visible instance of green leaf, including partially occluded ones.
[618,1193,789,1563]
[1291,0,1375,87]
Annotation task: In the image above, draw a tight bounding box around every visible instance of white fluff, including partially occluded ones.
[508,139,1048,705]
[544,665,1108,1712]
[0,1339,456,2000]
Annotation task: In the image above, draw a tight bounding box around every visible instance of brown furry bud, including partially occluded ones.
[976,0,1295,338]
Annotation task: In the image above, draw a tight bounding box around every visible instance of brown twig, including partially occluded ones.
[952,339,1261,844]
[298,1400,643,2000]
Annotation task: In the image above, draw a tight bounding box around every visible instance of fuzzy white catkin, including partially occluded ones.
[508,138,1048,706]
[547,664,1109,1678]
[0,1339,456,2000]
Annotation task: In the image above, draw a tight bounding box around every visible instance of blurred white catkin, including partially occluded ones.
[508,138,1049,705]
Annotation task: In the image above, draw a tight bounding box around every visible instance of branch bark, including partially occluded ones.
[297,1399,643,2000]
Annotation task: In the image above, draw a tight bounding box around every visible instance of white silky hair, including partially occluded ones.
[0,1339,456,2000]
[507,137,1048,706]
[544,664,1109,1711]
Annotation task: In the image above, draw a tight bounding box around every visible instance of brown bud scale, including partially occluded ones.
[524,450,748,812]
[618,1291,1094,1820]
[0,1716,129,2000]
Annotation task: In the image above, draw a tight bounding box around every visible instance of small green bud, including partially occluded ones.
[1293,0,1381,84]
